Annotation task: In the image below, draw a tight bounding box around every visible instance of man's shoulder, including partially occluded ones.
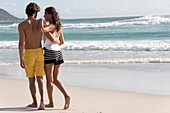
[18,20,28,28]
[37,18,43,24]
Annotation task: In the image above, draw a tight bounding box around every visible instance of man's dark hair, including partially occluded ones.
[25,2,40,18]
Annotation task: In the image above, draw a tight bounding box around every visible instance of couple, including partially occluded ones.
[18,2,70,110]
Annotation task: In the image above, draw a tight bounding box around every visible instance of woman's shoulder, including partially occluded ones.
[58,29,63,35]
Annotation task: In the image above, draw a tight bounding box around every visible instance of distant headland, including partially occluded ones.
[0,8,22,21]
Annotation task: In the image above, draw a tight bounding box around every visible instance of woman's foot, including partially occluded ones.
[64,96,70,109]
[27,102,37,108]
[45,103,54,108]
[38,102,45,110]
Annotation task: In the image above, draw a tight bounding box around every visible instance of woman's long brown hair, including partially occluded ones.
[45,7,62,32]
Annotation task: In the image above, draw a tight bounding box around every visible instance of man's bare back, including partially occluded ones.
[18,17,42,49]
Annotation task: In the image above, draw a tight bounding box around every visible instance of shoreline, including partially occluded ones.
[1,63,170,95]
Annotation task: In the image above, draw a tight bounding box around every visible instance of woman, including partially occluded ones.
[41,7,70,109]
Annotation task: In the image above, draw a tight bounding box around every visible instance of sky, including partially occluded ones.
[1,0,170,19]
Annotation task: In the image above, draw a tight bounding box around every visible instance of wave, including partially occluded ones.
[62,40,170,51]
[0,62,19,66]
[1,40,170,51]
[63,16,170,29]
[0,41,18,49]
[0,23,18,28]
[1,58,170,66]
[0,16,170,29]
[65,58,170,64]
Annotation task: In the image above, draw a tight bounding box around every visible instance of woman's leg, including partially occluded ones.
[45,63,54,107]
[53,64,70,109]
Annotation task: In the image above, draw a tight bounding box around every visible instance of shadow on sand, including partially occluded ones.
[0,107,37,112]
[0,107,74,112]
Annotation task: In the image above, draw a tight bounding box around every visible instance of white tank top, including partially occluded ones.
[43,32,61,51]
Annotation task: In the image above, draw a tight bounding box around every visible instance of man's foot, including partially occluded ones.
[27,102,37,108]
[38,102,45,110]
[64,96,70,109]
[45,103,54,108]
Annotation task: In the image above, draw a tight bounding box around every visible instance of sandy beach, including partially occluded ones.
[0,78,170,113]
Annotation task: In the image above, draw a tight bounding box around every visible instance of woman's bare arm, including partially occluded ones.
[58,29,65,46]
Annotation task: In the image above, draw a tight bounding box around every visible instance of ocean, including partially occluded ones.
[1,15,170,64]
[1,15,170,95]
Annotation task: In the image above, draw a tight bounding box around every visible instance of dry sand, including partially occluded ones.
[0,78,170,113]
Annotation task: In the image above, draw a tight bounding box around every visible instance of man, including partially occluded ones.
[18,2,45,110]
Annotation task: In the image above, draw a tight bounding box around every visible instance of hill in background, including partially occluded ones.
[0,8,20,21]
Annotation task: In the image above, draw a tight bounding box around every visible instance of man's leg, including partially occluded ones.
[36,76,45,110]
[27,77,37,107]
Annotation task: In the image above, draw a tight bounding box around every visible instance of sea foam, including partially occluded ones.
[1,40,170,51]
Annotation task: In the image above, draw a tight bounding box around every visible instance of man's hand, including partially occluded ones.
[20,59,25,68]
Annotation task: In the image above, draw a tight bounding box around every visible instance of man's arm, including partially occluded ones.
[44,32,60,44]
[40,18,54,32]
[39,19,59,44]
[18,24,25,68]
